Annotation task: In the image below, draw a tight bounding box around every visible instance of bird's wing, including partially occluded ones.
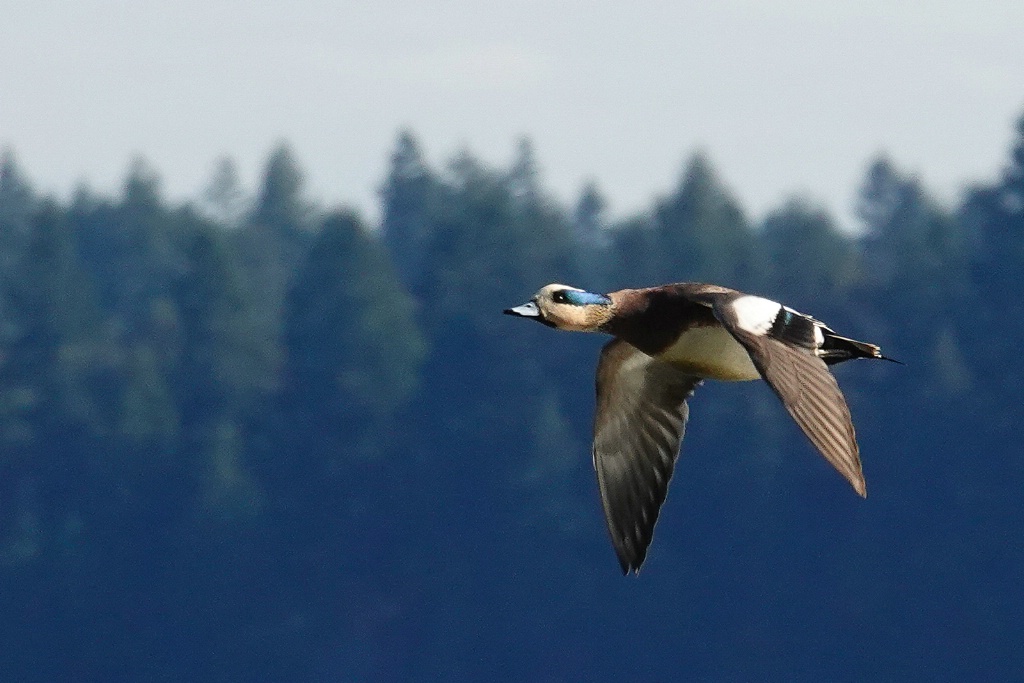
[706,293,866,497]
[592,338,702,574]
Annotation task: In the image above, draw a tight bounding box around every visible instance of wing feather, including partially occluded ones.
[592,339,702,574]
[708,295,867,497]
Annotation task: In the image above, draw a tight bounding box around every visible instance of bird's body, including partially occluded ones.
[505,282,894,574]
[620,306,760,380]
[600,284,881,378]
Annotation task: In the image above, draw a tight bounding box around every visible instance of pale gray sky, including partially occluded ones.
[3,1,1022,226]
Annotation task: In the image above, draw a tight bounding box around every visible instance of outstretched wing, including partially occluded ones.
[592,338,703,574]
[707,293,867,497]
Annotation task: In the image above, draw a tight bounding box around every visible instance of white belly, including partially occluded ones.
[658,326,761,381]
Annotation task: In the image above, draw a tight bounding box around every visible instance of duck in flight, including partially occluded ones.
[504,282,895,574]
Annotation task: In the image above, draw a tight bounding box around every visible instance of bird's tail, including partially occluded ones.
[821,333,902,365]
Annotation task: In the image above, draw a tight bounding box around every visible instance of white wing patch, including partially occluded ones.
[809,313,825,346]
[730,295,782,336]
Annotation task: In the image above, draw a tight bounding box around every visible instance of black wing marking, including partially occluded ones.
[712,297,867,497]
[592,338,703,574]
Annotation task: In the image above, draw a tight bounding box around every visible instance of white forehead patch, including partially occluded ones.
[730,295,782,335]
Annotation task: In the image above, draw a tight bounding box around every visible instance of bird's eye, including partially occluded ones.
[552,291,568,304]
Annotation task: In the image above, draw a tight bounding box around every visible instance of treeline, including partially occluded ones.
[0,116,1021,680]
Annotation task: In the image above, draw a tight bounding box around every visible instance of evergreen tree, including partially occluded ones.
[250,142,309,234]
[964,113,1024,287]
[507,137,541,205]
[1005,113,1024,202]
[572,180,608,247]
[0,148,35,270]
[616,152,756,287]
[232,142,313,365]
[2,201,104,427]
[571,180,612,291]
[760,198,856,305]
[856,155,905,237]
[201,156,247,228]
[284,209,425,456]
[0,201,106,560]
[73,158,177,325]
[408,148,585,590]
[858,156,968,381]
[959,113,1024,430]
[420,147,573,333]
[380,130,435,296]
[606,212,659,288]
[116,345,178,451]
[506,138,577,286]
[169,212,270,430]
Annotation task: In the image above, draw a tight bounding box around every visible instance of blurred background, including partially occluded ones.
[2,3,1023,681]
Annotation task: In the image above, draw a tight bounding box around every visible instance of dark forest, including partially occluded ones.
[1,116,1022,680]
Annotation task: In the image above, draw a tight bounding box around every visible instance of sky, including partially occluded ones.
[3,1,1023,227]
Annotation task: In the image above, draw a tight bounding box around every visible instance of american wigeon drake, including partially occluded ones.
[505,282,895,574]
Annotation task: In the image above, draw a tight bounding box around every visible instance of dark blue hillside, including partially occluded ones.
[0,120,1021,681]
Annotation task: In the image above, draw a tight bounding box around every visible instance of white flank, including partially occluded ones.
[660,327,761,381]
[730,296,782,336]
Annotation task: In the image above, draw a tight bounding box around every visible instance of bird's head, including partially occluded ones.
[504,284,614,332]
